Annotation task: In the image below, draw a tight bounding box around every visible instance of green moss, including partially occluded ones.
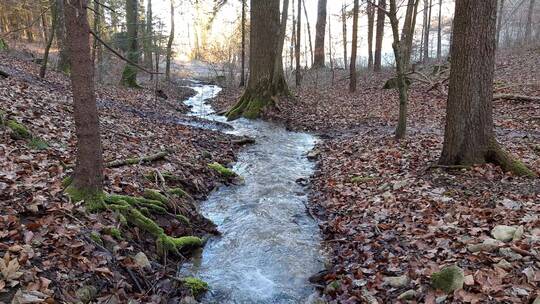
[143,189,168,204]
[182,277,209,297]
[102,227,122,239]
[243,97,266,119]
[62,176,73,188]
[120,64,140,88]
[117,213,128,225]
[208,162,236,178]
[0,38,8,51]
[7,120,31,140]
[106,194,167,212]
[65,185,106,212]
[28,137,49,150]
[89,231,103,245]
[350,176,376,184]
[431,265,465,293]
[0,110,5,125]
[168,187,188,198]
[176,214,191,225]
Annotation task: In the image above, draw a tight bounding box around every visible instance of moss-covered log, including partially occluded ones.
[208,162,237,178]
[7,120,32,140]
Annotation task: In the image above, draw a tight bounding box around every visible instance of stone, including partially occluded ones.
[134,252,151,269]
[498,248,523,261]
[431,265,465,293]
[75,285,97,304]
[383,275,409,288]
[397,290,417,300]
[533,296,540,304]
[491,225,518,242]
[495,259,513,270]
[512,226,524,241]
[500,198,522,210]
[467,238,502,253]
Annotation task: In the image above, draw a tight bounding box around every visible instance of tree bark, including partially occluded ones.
[423,0,432,62]
[273,0,290,90]
[496,0,505,47]
[374,0,386,71]
[342,3,348,69]
[313,0,327,68]
[120,0,139,87]
[63,0,105,210]
[240,0,246,87]
[296,0,302,86]
[39,0,57,79]
[440,0,535,177]
[349,0,359,92]
[55,0,69,73]
[302,0,314,66]
[367,2,375,69]
[436,0,442,60]
[225,0,287,120]
[165,0,175,81]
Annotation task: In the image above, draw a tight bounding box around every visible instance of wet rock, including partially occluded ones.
[491,225,520,242]
[498,248,523,261]
[495,259,513,270]
[307,150,320,160]
[431,265,465,293]
[296,177,309,187]
[397,290,417,300]
[383,275,409,288]
[134,252,151,269]
[467,238,502,253]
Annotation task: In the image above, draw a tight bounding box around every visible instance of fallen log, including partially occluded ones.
[493,94,540,103]
[106,151,169,168]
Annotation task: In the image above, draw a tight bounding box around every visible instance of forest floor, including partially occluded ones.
[0,53,251,303]
[212,47,540,304]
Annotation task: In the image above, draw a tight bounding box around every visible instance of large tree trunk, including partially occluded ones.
[64,0,105,211]
[144,0,154,78]
[225,0,287,120]
[39,0,57,79]
[367,2,375,69]
[436,0,442,60]
[240,0,246,87]
[120,0,139,87]
[165,0,175,81]
[349,0,359,92]
[296,0,302,86]
[302,0,314,66]
[374,0,386,71]
[496,0,505,47]
[313,0,327,68]
[525,0,536,42]
[342,3,348,69]
[55,0,69,73]
[439,0,535,177]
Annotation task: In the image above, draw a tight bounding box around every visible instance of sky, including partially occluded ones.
[151,0,456,65]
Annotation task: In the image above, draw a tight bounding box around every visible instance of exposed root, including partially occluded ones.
[487,140,537,178]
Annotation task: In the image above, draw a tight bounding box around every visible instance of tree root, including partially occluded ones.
[487,140,537,178]
[106,151,168,168]
[225,90,272,120]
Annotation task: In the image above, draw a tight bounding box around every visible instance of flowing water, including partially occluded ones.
[179,83,324,303]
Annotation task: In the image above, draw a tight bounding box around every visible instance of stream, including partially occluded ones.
[179,83,324,303]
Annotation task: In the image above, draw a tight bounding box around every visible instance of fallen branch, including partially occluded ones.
[106,151,169,168]
[493,94,540,103]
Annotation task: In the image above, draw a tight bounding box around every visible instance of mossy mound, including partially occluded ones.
[64,185,106,212]
[431,265,465,293]
[7,120,31,140]
[208,162,237,178]
[181,277,209,297]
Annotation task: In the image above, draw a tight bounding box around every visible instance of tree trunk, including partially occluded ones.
[496,0,505,47]
[63,0,105,211]
[349,0,359,92]
[121,0,139,87]
[367,1,375,69]
[400,0,419,69]
[342,3,348,69]
[39,0,57,79]
[165,0,175,81]
[313,0,327,68]
[439,0,535,177]
[423,0,432,62]
[328,10,333,70]
[374,0,386,71]
[240,0,246,87]
[55,0,69,73]
[225,0,286,120]
[296,0,302,86]
[145,0,154,78]
[436,0,442,60]
[273,0,290,90]
[302,0,314,66]
[525,0,535,42]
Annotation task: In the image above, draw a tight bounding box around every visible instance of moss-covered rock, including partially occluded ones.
[75,285,97,304]
[431,265,465,293]
[64,185,106,212]
[7,120,31,140]
[182,277,209,297]
[208,162,237,178]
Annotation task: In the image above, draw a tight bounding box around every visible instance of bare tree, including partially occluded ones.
[64,0,105,211]
[367,1,375,69]
[436,0,442,60]
[55,0,69,73]
[349,0,359,92]
[165,0,175,81]
[423,0,432,62]
[496,0,505,46]
[440,0,535,177]
[313,0,327,68]
[374,0,386,71]
[525,0,536,42]
[296,0,302,85]
[342,2,348,69]
[120,0,139,87]
[240,0,246,87]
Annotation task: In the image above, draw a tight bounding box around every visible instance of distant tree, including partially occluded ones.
[39,0,57,78]
[496,0,504,46]
[165,0,175,81]
[240,0,246,87]
[374,0,385,71]
[144,0,154,77]
[225,0,288,120]
[525,0,536,43]
[423,0,432,62]
[349,0,359,92]
[436,0,442,60]
[302,0,314,65]
[120,0,139,87]
[313,0,327,68]
[55,0,70,73]
[440,0,535,177]
[273,0,290,90]
[342,2,348,69]
[63,0,105,211]
[296,0,302,86]
[367,1,375,69]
